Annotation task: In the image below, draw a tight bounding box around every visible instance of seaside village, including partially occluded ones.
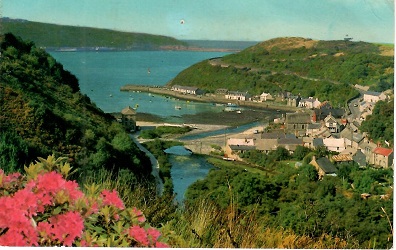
[116,84,393,180]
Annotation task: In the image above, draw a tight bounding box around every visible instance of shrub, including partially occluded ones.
[0,155,168,247]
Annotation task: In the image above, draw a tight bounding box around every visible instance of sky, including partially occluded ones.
[3,0,395,43]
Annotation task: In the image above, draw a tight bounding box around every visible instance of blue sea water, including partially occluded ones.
[49,51,230,118]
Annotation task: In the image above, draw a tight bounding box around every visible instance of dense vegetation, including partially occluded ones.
[139,126,192,139]
[185,153,393,248]
[0,33,151,180]
[360,100,394,144]
[170,37,393,107]
[1,18,187,50]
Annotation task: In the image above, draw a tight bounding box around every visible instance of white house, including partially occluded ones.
[171,85,204,95]
[323,137,349,153]
[298,97,321,109]
[363,91,387,103]
[259,92,274,102]
[225,91,251,101]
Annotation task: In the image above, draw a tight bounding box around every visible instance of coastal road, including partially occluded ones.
[129,133,163,195]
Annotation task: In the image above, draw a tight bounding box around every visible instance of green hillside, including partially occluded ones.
[169,37,394,106]
[0,33,151,178]
[1,18,187,50]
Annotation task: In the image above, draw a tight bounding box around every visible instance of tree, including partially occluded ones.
[293,145,311,160]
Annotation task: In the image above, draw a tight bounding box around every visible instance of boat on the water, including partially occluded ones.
[175,105,182,110]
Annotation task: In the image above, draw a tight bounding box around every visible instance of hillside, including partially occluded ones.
[0,33,151,178]
[1,18,187,50]
[169,37,394,106]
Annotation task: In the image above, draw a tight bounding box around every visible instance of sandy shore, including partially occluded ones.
[136,121,264,154]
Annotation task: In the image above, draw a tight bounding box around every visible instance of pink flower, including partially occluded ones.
[100,189,125,210]
[155,241,169,248]
[128,225,149,246]
[132,207,146,223]
[147,227,161,242]
[37,211,84,246]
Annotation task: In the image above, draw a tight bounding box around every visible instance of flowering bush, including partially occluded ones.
[0,155,169,247]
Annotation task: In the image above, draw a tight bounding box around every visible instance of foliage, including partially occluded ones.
[0,33,151,178]
[185,157,393,249]
[0,155,168,247]
[360,100,394,144]
[170,38,392,107]
[142,139,182,196]
[1,18,187,49]
[139,126,192,139]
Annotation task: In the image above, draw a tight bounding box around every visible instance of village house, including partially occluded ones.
[225,138,255,160]
[314,107,345,121]
[284,111,311,137]
[358,138,378,165]
[298,97,321,109]
[339,126,364,149]
[259,92,274,102]
[363,91,387,103]
[254,132,297,153]
[278,138,303,153]
[225,91,251,101]
[322,137,349,153]
[353,150,368,167]
[287,95,301,107]
[120,106,137,132]
[324,113,341,133]
[373,147,394,169]
[309,156,338,179]
[171,85,204,95]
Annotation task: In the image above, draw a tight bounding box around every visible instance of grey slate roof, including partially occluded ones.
[316,157,337,174]
[285,112,311,124]
[313,138,324,147]
[353,150,367,167]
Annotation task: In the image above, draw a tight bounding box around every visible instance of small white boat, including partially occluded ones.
[236,110,242,114]
[175,105,182,110]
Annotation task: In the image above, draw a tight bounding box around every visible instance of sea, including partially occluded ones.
[48,49,248,203]
[49,50,231,119]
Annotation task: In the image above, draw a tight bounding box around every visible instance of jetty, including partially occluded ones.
[120,84,298,112]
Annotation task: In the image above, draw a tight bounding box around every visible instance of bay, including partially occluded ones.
[49,51,231,117]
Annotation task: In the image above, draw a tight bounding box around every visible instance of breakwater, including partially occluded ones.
[120,84,298,112]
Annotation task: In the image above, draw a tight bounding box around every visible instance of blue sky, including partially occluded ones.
[3,0,395,43]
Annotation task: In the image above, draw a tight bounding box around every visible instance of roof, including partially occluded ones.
[324,114,338,123]
[172,85,199,91]
[278,138,303,145]
[332,154,353,162]
[323,138,346,148]
[315,157,337,174]
[229,145,256,151]
[313,138,324,147]
[373,147,393,157]
[353,150,367,166]
[255,138,278,151]
[121,106,136,115]
[285,112,311,124]
[364,91,382,97]
[308,123,322,129]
